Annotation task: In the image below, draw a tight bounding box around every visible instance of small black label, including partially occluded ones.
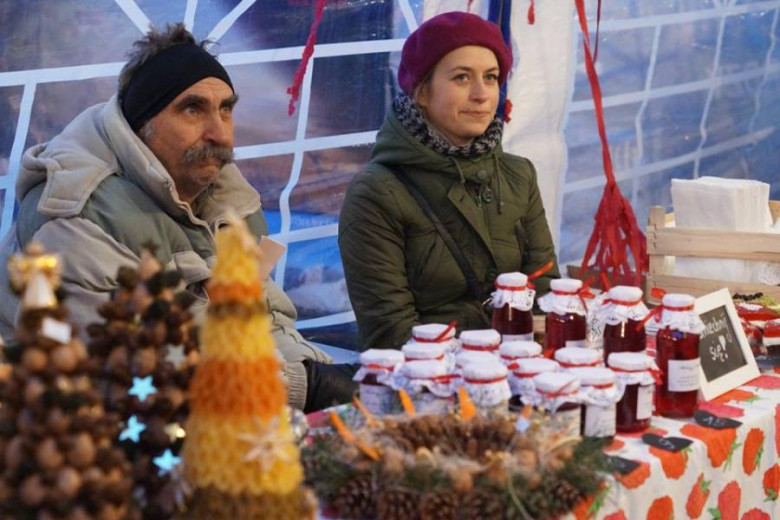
[642,434,693,452]
[606,455,640,475]
[693,410,742,429]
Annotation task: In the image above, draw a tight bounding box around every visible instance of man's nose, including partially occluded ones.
[204,113,232,147]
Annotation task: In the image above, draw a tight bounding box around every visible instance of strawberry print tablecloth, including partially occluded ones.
[575,374,780,520]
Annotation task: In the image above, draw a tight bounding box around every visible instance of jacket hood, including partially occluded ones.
[17,95,260,222]
[370,108,503,183]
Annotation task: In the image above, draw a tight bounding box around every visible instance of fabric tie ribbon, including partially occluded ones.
[636,288,694,331]
[462,343,500,352]
[410,374,460,384]
[405,354,446,362]
[364,363,396,371]
[413,320,458,343]
[558,359,600,369]
[464,376,508,385]
[551,276,596,311]
[591,382,615,390]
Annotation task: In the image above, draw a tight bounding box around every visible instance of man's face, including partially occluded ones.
[141,77,238,204]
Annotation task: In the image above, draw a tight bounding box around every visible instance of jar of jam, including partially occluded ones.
[491,272,535,341]
[538,278,589,357]
[462,360,511,415]
[596,286,649,363]
[393,360,457,415]
[354,349,405,416]
[411,323,458,353]
[568,367,622,440]
[608,352,656,433]
[554,346,602,370]
[499,340,542,368]
[530,372,583,437]
[651,293,704,419]
[459,329,501,355]
[509,357,560,411]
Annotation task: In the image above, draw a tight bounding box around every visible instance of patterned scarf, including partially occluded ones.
[392,93,503,160]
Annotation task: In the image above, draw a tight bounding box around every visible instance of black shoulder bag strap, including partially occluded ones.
[387,165,487,303]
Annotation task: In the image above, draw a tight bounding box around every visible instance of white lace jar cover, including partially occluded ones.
[593,286,649,328]
[462,360,512,410]
[411,322,458,353]
[401,342,453,371]
[454,350,495,384]
[608,352,658,394]
[459,329,501,354]
[510,357,560,397]
[491,272,535,312]
[391,360,457,414]
[568,367,623,438]
[354,349,405,415]
[529,372,585,437]
[538,278,591,317]
[644,293,705,335]
[499,340,542,367]
[554,346,602,369]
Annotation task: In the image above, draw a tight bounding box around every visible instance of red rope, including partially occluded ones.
[287,0,327,116]
[575,0,648,286]
[528,0,535,24]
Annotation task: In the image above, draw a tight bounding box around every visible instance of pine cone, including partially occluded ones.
[462,489,503,520]
[550,479,582,510]
[420,490,458,520]
[332,473,375,519]
[376,486,420,520]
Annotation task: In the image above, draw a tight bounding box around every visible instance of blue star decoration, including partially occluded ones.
[153,449,182,476]
[129,376,157,402]
[119,415,146,443]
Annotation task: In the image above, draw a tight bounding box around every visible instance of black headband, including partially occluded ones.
[121,43,234,133]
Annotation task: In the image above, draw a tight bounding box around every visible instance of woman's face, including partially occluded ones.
[415,45,500,146]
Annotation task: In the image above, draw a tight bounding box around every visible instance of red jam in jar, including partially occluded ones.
[491,272,534,341]
[599,286,649,363]
[356,349,405,416]
[652,293,703,419]
[531,372,582,437]
[539,278,588,357]
[568,367,620,441]
[608,352,655,433]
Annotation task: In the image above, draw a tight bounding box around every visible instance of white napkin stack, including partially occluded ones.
[671,177,775,284]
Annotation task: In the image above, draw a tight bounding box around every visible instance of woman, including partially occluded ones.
[339,11,560,351]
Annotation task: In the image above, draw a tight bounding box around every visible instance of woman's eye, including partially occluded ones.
[454,74,469,82]
[485,73,499,82]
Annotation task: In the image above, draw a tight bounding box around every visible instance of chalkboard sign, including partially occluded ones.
[699,306,747,381]
[694,288,760,400]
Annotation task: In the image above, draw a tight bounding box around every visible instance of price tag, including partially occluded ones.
[693,410,742,430]
[605,455,640,475]
[642,434,692,453]
[41,317,72,344]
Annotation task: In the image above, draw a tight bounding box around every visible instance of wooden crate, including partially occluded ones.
[645,201,780,303]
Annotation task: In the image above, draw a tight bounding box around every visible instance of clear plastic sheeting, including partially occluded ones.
[558,0,780,268]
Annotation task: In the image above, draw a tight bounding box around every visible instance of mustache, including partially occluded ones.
[182,145,235,167]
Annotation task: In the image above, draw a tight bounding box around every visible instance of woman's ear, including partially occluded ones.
[414,83,430,111]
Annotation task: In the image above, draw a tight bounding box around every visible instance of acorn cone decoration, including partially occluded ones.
[0,243,135,519]
[182,215,315,519]
[86,245,200,519]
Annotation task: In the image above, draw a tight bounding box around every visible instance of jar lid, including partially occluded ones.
[554,347,600,366]
[607,285,643,303]
[495,272,528,288]
[359,348,404,368]
[403,359,449,378]
[412,323,456,341]
[459,329,501,347]
[608,352,654,371]
[533,372,580,394]
[500,340,542,359]
[513,358,560,375]
[462,360,508,381]
[662,293,695,309]
[402,342,446,361]
[567,367,615,386]
[455,350,496,367]
[550,278,583,292]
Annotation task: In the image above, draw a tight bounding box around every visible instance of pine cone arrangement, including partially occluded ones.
[376,486,420,520]
[332,472,375,519]
[462,488,503,520]
[419,490,458,520]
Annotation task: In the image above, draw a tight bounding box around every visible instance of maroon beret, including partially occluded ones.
[398,11,513,94]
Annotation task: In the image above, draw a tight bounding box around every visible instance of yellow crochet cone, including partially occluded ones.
[183,213,314,519]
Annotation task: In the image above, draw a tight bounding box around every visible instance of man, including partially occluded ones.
[0,24,355,411]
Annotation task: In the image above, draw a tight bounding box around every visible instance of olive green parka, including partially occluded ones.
[339,109,560,351]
